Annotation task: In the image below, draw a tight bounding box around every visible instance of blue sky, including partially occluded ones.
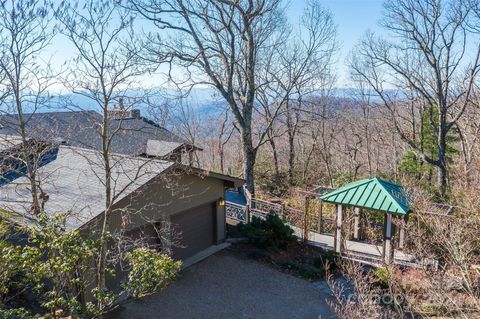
[45,0,385,90]
[291,0,385,85]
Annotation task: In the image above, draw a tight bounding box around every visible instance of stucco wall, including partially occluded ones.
[83,170,227,244]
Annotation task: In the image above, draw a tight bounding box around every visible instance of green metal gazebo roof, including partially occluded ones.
[319,177,410,216]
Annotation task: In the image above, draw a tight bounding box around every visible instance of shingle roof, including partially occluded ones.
[145,139,183,157]
[320,177,410,216]
[0,134,23,152]
[0,111,192,156]
[0,145,174,230]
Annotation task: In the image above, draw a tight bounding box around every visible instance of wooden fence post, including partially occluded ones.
[303,196,311,243]
[318,200,323,234]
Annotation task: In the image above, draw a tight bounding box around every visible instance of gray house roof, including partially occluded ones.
[0,143,244,230]
[0,111,194,157]
[0,134,22,152]
[0,145,174,230]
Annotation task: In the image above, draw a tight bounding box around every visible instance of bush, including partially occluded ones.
[238,213,296,250]
[280,261,325,280]
[313,251,338,269]
[0,214,183,318]
[373,266,394,286]
[0,307,29,319]
[123,248,182,298]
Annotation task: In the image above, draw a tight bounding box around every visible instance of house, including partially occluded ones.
[0,141,242,262]
[0,108,244,292]
[0,109,200,163]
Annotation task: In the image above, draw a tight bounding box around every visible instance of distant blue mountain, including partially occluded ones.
[17,87,222,114]
[13,86,387,119]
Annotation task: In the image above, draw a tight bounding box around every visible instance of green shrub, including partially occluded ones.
[1,214,183,318]
[420,303,447,315]
[373,266,394,285]
[313,251,338,269]
[123,248,182,298]
[280,261,325,280]
[238,213,296,250]
[0,306,30,319]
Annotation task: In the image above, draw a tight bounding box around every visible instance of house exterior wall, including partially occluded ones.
[83,171,227,245]
[81,171,228,295]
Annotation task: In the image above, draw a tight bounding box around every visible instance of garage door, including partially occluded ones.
[171,202,216,260]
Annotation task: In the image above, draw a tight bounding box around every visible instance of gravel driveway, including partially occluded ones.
[108,249,336,319]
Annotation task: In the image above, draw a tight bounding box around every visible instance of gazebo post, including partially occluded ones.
[398,229,405,249]
[383,213,394,264]
[398,214,408,249]
[334,204,343,254]
[353,207,361,240]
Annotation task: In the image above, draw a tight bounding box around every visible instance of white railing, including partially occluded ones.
[226,201,248,222]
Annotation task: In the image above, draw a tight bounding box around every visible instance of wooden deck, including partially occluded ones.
[226,200,437,269]
[291,226,436,268]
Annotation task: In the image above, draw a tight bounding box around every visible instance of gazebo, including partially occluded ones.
[319,177,410,264]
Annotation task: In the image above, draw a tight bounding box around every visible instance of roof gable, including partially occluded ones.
[0,145,174,230]
[320,177,410,215]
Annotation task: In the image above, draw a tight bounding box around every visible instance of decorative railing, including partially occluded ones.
[282,206,304,228]
[225,188,441,269]
[226,201,248,222]
[316,217,335,235]
[250,199,283,219]
[227,195,339,237]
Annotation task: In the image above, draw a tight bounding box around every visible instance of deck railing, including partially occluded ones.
[227,196,333,236]
[226,201,248,222]
[226,190,441,269]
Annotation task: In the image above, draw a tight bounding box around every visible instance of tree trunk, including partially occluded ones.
[242,127,256,196]
[219,146,225,173]
[269,137,280,177]
[14,90,41,214]
[437,128,448,198]
[97,106,112,292]
[286,101,295,185]
[97,170,111,291]
[288,132,295,185]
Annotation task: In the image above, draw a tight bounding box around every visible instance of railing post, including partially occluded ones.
[334,204,343,254]
[318,200,323,234]
[243,185,252,223]
[303,196,311,243]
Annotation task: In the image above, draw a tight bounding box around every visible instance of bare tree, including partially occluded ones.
[127,0,288,195]
[0,0,56,214]
[281,1,337,185]
[55,0,154,292]
[301,95,339,187]
[350,0,480,197]
[169,101,201,166]
[216,109,235,173]
[455,102,480,187]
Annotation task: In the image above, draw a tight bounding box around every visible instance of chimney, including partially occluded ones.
[107,98,141,119]
[118,98,125,110]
